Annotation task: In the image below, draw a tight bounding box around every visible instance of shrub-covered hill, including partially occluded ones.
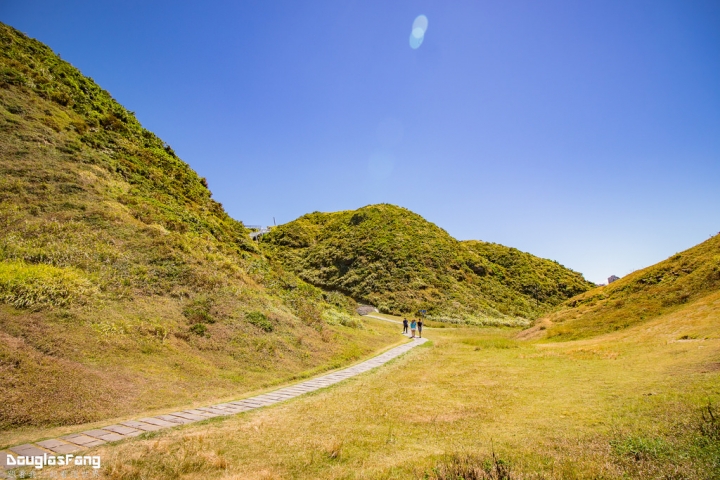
[0,23,389,433]
[534,233,720,340]
[261,204,594,324]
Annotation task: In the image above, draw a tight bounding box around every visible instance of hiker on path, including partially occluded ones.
[418,318,423,338]
[402,318,409,334]
[410,319,417,338]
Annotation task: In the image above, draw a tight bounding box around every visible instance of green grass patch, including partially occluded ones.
[246,311,274,332]
[0,260,93,308]
[462,337,519,349]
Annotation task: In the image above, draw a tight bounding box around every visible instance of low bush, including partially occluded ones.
[246,311,273,332]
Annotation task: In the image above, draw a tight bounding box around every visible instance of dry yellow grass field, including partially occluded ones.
[34,293,719,479]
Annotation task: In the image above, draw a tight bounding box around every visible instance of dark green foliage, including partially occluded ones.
[262,204,593,323]
[463,241,593,305]
[182,296,215,324]
[246,311,274,332]
[189,323,207,336]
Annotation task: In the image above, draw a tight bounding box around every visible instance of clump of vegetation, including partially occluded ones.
[541,233,720,340]
[246,311,274,332]
[699,401,720,441]
[0,260,93,308]
[262,204,593,323]
[610,436,670,461]
[189,323,208,336]
[322,309,364,329]
[182,296,215,324]
[428,452,513,480]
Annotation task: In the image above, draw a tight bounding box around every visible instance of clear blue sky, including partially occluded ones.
[2,1,719,284]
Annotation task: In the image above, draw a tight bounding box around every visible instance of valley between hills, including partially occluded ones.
[1,23,718,479]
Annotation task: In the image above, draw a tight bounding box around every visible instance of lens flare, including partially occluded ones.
[412,15,428,34]
[409,33,424,49]
[409,15,428,49]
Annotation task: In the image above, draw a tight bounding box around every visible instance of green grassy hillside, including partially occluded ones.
[0,23,397,433]
[261,204,594,325]
[537,233,720,340]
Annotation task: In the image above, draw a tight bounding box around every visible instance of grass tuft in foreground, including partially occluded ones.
[428,451,513,480]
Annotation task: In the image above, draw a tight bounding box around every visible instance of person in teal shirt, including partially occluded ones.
[410,319,417,338]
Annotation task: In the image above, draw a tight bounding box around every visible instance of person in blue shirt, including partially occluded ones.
[410,319,417,338]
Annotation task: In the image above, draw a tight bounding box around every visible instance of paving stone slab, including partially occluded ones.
[269,392,297,398]
[215,403,251,410]
[226,402,252,408]
[170,412,208,422]
[61,434,106,447]
[102,425,143,436]
[1,451,15,470]
[121,420,163,431]
[254,395,284,401]
[9,444,52,457]
[82,429,126,442]
[183,409,218,418]
[227,403,263,410]
[36,439,84,454]
[196,407,232,416]
[277,388,310,394]
[243,396,275,403]
[138,417,178,427]
[156,415,194,425]
[226,402,257,410]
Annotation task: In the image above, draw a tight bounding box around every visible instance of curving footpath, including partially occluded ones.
[1,336,427,474]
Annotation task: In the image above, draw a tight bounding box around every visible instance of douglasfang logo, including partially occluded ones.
[5,453,101,470]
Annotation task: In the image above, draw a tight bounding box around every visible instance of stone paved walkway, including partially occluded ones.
[1,336,427,474]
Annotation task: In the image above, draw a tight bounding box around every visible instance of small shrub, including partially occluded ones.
[183,296,215,324]
[6,104,24,114]
[246,311,273,332]
[189,323,207,336]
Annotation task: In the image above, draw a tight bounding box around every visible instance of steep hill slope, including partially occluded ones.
[261,204,594,324]
[533,233,720,340]
[0,23,388,433]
